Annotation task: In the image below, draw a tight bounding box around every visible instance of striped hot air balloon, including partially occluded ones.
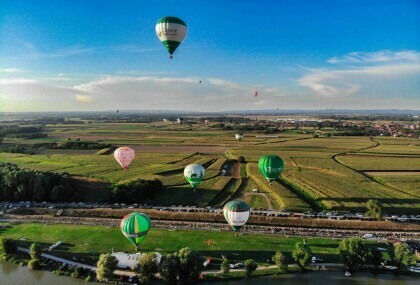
[120,212,151,250]
[114,147,135,170]
[184,164,205,188]
[258,155,284,182]
[223,201,250,232]
[156,16,187,59]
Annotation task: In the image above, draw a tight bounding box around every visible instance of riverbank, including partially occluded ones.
[1,259,419,285]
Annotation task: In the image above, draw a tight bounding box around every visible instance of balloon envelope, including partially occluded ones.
[156,16,187,57]
[114,147,135,170]
[223,201,250,231]
[258,155,284,181]
[184,164,205,187]
[235,133,244,141]
[120,212,151,249]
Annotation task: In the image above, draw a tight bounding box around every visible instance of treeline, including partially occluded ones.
[0,126,47,139]
[0,163,162,203]
[56,141,112,150]
[0,163,80,202]
[0,145,25,154]
[111,179,162,204]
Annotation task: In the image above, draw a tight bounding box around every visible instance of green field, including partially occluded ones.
[1,223,360,263]
[1,122,419,213]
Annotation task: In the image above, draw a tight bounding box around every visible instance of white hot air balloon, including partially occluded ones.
[184,164,205,188]
[235,133,244,141]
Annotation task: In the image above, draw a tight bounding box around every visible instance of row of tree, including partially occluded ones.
[97,247,203,284]
[269,238,415,274]
[0,163,162,203]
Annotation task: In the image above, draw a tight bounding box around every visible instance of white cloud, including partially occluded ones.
[0,68,22,73]
[299,49,420,97]
[298,64,420,97]
[327,50,420,64]
[75,95,93,103]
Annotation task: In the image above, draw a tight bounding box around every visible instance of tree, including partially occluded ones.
[244,259,257,277]
[29,243,41,260]
[96,253,118,282]
[393,242,414,272]
[176,247,202,282]
[369,249,382,273]
[221,258,230,274]
[272,251,288,272]
[292,242,312,271]
[338,238,368,272]
[366,199,383,220]
[0,238,17,256]
[137,253,158,284]
[28,259,41,270]
[160,254,180,285]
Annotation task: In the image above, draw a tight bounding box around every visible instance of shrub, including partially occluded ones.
[28,259,41,270]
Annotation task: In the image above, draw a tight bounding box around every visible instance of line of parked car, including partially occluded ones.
[0,201,419,223]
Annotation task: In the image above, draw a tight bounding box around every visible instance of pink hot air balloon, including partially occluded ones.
[114,147,135,170]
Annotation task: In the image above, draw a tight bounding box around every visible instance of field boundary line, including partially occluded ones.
[332,138,419,198]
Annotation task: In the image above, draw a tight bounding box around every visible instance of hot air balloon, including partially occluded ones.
[156,16,187,59]
[114,147,135,170]
[258,155,284,182]
[254,91,258,97]
[199,80,202,84]
[204,119,209,124]
[184,164,205,188]
[120,212,151,250]
[223,201,250,232]
[235,133,244,141]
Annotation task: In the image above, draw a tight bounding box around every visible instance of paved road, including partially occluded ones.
[17,247,97,271]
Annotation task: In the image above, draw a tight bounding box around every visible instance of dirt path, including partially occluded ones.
[244,192,273,210]
[230,162,241,178]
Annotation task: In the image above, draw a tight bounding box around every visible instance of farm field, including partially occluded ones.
[1,122,419,213]
[1,223,360,263]
[338,155,420,171]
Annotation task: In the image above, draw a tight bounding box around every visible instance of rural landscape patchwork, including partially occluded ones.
[0,1,419,284]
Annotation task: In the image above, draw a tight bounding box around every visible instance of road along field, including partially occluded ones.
[1,122,419,213]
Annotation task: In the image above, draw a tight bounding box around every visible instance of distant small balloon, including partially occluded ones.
[254,91,258,97]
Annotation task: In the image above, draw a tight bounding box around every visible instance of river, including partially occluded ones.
[1,260,419,285]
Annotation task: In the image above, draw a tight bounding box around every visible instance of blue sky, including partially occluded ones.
[0,0,419,111]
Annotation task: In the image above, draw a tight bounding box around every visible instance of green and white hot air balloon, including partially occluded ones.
[258,155,284,182]
[156,16,187,59]
[223,200,250,232]
[184,163,205,188]
[120,212,151,250]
